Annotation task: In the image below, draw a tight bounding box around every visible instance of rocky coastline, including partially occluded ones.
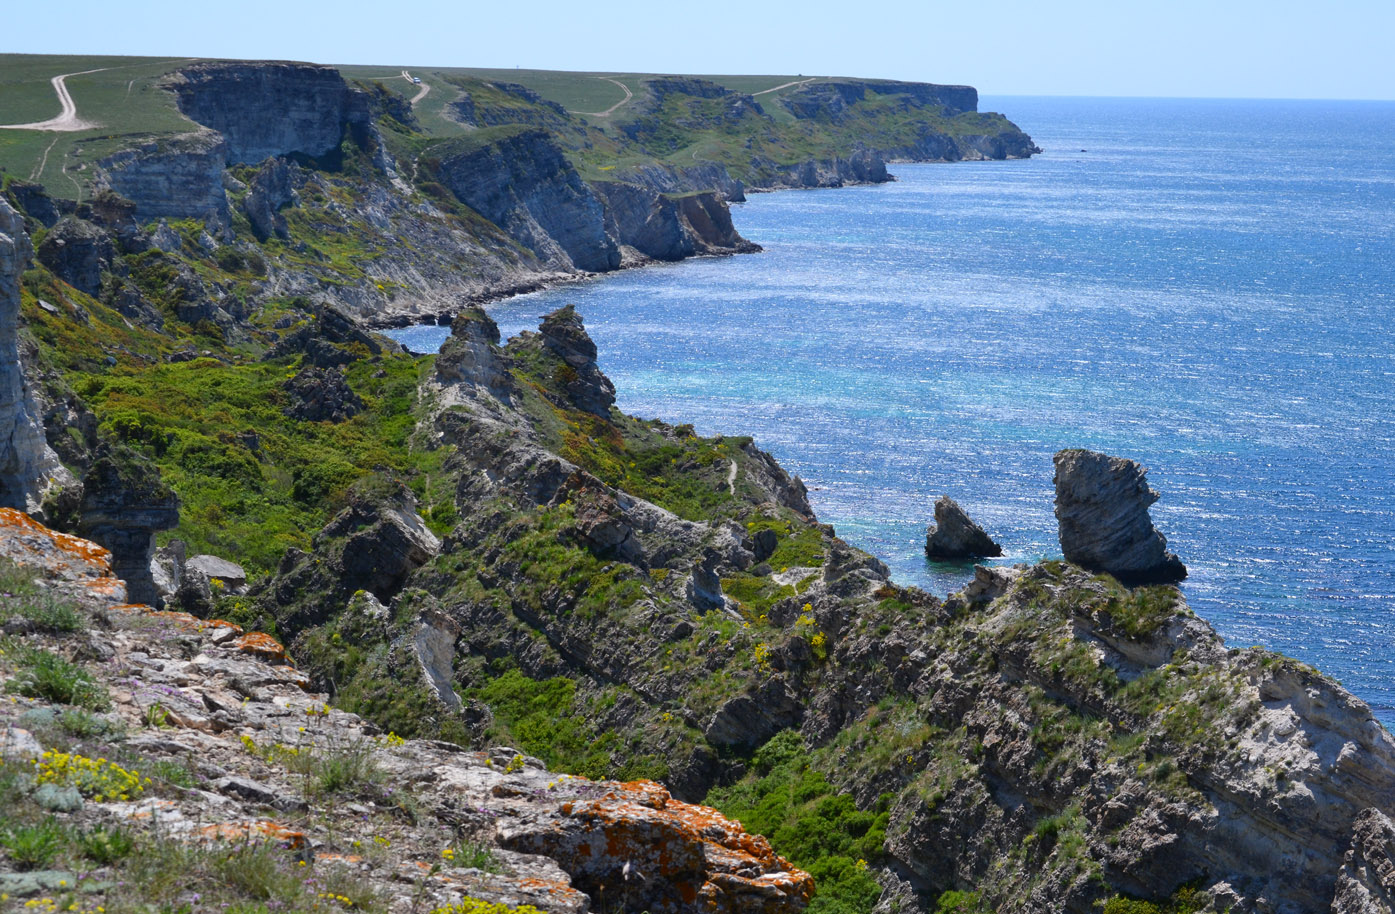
[7,58,1394,914]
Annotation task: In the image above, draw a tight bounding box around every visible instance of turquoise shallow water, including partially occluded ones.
[389,97,1395,727]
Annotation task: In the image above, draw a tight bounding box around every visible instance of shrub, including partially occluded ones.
[5,648,110,710]
[79,825,136,864]
[1,817,68,870]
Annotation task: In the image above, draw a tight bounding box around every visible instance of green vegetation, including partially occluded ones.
[707,731,890,914]
[4,647,110,710]
[74,348,440,573]
[0,559,85,632]
[469,670,618,779]
[1101,886,1203,914]
[0,55,197,194]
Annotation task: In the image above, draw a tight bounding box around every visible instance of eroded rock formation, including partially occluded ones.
[924,496,1001,560]
[536,304,616,417]
[1053,448,1187,585]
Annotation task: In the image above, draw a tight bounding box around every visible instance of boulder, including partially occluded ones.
[1052,449,1186,585]
[924,496,1002,560]
[497,778,813,914]
[186,554,248,593]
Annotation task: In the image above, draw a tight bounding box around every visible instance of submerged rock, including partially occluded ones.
[924,496,1002,560]
[1053,448,1186,585]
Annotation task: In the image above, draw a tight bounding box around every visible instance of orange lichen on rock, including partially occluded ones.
[234,632,289,665]
[0,508,115,579]
[197,819,306,849]
[502,779,813,914]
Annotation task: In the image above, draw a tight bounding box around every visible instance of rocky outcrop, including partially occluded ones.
[864,80,979,114]
[595,182,759,263]
[169,62,369,165]
[750,149,890,190]
[614,162,746,202]
[435,128,619,273]
[0,199,68,515]
[265,487,440,640]
[240,156,302,241]
[265,304,382,367]
[537,305,615,416]
[924,496,1001,560]
[98,131,231,225]
[77,447,180,606]
[499,778,813,914]
[433,307,515,401]
[185,553,248,593]
[1336,809,1395,914]
[282,365,363,422]
[782,81,870,122]
[35,216,114,297]
[1053,448,1187,585]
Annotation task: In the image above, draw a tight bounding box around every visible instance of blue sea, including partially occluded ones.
[388,97,1395,727]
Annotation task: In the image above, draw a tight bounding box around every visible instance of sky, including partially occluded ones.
[5,0,1394,100]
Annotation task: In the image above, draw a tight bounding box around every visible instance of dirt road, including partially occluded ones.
[0,68,107,131]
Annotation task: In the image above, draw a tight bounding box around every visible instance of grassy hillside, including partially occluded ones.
[1,54,1013,200]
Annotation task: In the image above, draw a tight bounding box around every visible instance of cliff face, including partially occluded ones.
[0,199,67,514]
[594,181,759,263]
[435,128,620,273]
[97,131,230,225]
[169,61,369,164]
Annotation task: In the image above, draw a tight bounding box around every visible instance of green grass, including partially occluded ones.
[3,53,1023,200]
[73,349,440,574]
[0,54,200,195]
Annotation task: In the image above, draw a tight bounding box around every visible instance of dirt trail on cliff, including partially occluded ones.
[0,68,107,131]
[579,76,633,116]
[753,77,816,96]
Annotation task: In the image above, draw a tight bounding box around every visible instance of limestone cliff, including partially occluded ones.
[98,131,230,225]
[0,199,68,514]
[435,128,619,273]
[594,182,759,263]
[168,61,371,165]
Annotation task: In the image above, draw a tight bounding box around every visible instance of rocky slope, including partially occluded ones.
[8,57,1393,914]
[0,508,812,913]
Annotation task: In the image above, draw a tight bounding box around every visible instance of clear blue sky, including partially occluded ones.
[6,0,1394,99]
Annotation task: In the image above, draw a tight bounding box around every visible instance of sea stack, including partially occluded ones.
[1052,449,1186,585]
[925,496,1002,560]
